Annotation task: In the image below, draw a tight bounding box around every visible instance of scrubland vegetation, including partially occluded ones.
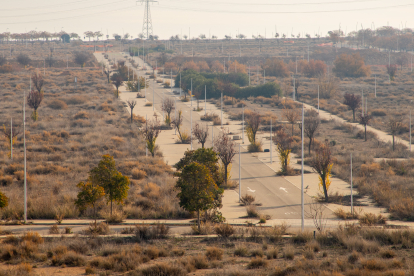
[1,223,414,275]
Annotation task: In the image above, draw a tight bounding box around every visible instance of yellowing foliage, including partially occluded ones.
[318,163,332,195]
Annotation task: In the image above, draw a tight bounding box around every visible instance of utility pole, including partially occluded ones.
[270,118,272,164]
[301,103,304,231]
[221,92,223,128]
[317,85,320,113]
[351,153,353,215]
[204,85,207,116]
[375,75,377,97]
[242,105,245,144]
[10,118,12,160]
[139,0,157,39]
[239,144,241,203]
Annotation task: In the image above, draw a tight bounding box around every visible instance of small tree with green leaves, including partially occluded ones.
[246,112,261,152]
[89,155,130,216]
[143,118,161,157]
[0,190,8,209]
[75,181,105,225]
[176,162,223,232]
[274,129,293,175]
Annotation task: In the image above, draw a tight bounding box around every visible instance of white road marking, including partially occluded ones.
[247,187,256,193]
[280,187,288,193]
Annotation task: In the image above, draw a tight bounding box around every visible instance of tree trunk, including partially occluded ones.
[352,109,355,122]
[110,199,113,216]
[201,142,204,148]
[364,125,367,142]
[308,137,312,155]
[322,177,329,202]
[224,164,228,186]
[117,88,119,98]
[291,123,294,136]
[197,210,200,232]
[130,109,133,123]
[392,135,395,151]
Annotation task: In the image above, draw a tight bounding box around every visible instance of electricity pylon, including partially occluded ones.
[139,0,157,39]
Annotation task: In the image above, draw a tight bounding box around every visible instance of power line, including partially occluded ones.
[0,0,105,11]
[0,0,129,18]
[196,0,384,6]
[0,5,136,25]
[157,2,414,13]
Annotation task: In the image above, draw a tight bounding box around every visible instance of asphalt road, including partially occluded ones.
[105,52,333,221]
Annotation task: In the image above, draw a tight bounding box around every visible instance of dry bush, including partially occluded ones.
[139,263,186,276]
[134,223,170,241]
[361,258,387,271]
[250,248,264,257]
[358,213,387,226]
[47,99,67,110]
[240,194,256,206]
[51,251,86,267]
[266,248,278,259]
[131,168,147,180]
[191,222,213,235]
[65,95,87,105]
[48,224,60,234]
[73,111,89,119]
[205,247,223,260]
[247,257,268,269]
[245,205,260,218]
[214,223,234,238]
[83,222,110,235]
[283,244,295,260]
[343,236,380,253]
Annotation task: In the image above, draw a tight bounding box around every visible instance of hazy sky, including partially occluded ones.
[1,0,413,40]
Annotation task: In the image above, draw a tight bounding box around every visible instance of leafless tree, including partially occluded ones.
[32,72,44,93]
[318,76,338,99]
[126,100,137,124]
[388,116,404,151]
[299,110,320,155]
[310,142,333,202]
[396,56,408,71]
[214,130,236,186]
[358,113,372,142]
[283,108,300,136]
[161,98,175,127]
[74,51,89,68]
[246,112,261,144]
[305,201,327,232]
[172,110,188,143]
[193,123,209,148]
[27,89,44,121]
[343,93,362,122]
[142,118,161,157]
[386,64,397,81]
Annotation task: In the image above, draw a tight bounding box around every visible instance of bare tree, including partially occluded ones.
[172,109,188,143]
[358,113,372,142]
[273,129,293,175]
[142,118,161,157]
[246,112,261,144]
[31,72,44,93]
[386,64,397,81]
[396,56,408,71]
[161,98,175,127]
[343,93,361,122]
[193,123,209,148]
[27,89,44,121]
[310,142,333,202]
[318,76,338,99]
[74,51,89,68]
[299,110,320,155]
[388,116,404,151]
[214,130,236,186]
[283,108,300,136]
[126,100,137,124]
[111,73,123,98]
[2,122,20,158]
[16,53,31,66]
[305,201,327,232]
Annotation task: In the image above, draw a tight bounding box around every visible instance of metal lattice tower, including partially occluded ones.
[139,0,157,39]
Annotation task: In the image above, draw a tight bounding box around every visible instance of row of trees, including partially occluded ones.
[262,58,327,78]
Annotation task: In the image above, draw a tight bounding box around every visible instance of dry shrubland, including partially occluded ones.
[0,224,413,275]
[0,45,185,221]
